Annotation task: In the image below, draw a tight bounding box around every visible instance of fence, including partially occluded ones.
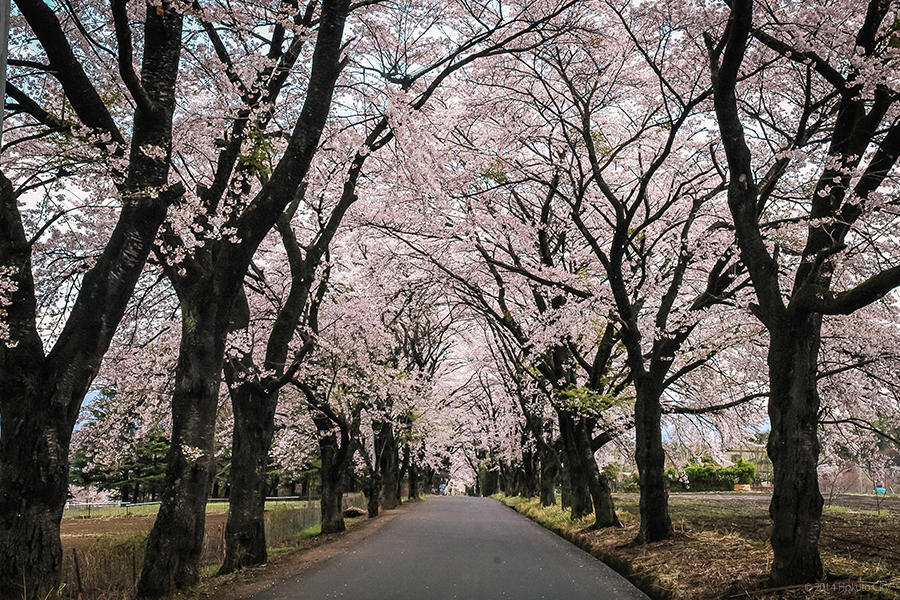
[59,492,367,599]
[62,496,325,519]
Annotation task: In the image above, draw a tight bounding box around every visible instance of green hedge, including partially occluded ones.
[665,457,755,491]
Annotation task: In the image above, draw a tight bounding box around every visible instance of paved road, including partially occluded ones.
[253,496,648,600]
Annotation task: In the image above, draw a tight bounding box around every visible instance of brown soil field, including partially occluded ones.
[61,512,229,549]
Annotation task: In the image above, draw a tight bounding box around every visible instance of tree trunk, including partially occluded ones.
[538,439,558,506]
[0,2,182,588]
[499,462,513,496]
[767,319,824,585]
[366,476,381,517]
[0,401,71,600]
[518,446,539,498]
[634,380,673,542]
[138,305,223,598]
[408,460,419,500]
[560,484,570,508]
[575,420,619,529]
[318,424,346,534]
[558,412,591,519]
[397,444,410,501]
[219,381,277,573]
[480,465,499,497]
[363,426,382,517]
[377,424,401,510]
[423,466,435,492]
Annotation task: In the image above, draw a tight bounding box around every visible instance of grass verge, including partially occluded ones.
[494,494,900,600]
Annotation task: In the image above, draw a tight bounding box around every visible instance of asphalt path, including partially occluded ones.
[252,496,649,600]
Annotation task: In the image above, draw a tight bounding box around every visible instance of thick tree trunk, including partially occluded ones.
[137,0,351,588]
[480,465,500,497]
[520,447,539,498]
[320,475,345,533]
[377,424,401,510]
[366,476,381,517]
[318,427,346,534]
[0,402,70,600]
[558,412,591,519]
[138,307,223,598]
[574,421,619,529]
[363,426,382,517]
[499,462,513,496]
[219,382,277,573]
[423,466,435,491]
[0,3,181,589]
[539,444,558,506]
[397,444,410,500]
[767,320,824,585]
[634,381,673,542]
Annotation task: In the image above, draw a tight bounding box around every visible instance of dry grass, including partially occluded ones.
[58,493,368,599]
[497,494,900,600]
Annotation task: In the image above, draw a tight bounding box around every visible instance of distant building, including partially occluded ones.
[821,466,899,495]
[728,444,773,484]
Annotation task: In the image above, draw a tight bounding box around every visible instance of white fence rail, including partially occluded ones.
[63,493,366,518]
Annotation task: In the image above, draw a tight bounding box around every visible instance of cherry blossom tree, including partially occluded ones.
[378,1,758,542]
[0,0,184,594]
[133,2,352,593]
[208,0,582,573]
[708,0,900,585]
[369,98,632,527]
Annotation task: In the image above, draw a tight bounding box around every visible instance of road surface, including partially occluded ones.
[252,496,649,600]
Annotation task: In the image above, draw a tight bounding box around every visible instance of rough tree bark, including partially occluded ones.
[218,376,275,573]
[397,443,410,500]
[0,1,183,595]
[218,203,318,573]
[633,380,672,542]
[539,444,558,507]
[575,420,620,529]
[378,422,402,510]
[137,1,350,594]
[359,420,384,517]
[708,0,900,584]
[557,412,592,519]
[767,320,825,582]
[365,469,382,517]
[408,457,420,500]
[519,445,540,498]
[315,415,351,533]
[137,294,227,596]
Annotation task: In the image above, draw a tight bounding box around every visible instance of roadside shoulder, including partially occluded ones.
[178,499,428,600]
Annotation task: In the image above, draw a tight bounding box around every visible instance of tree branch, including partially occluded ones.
[111,0,155,114]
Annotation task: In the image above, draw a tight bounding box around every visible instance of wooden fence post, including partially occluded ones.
[72,548,84,600]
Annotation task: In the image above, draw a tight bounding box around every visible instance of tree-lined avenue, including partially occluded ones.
[253,497,649,600]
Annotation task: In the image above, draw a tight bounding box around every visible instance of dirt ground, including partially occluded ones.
[504,492,900,600]
[57,501,418,599]
[61,512,229,547]
[622,492,900,570]
[664,491,900,514]
[174,502,417,600]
